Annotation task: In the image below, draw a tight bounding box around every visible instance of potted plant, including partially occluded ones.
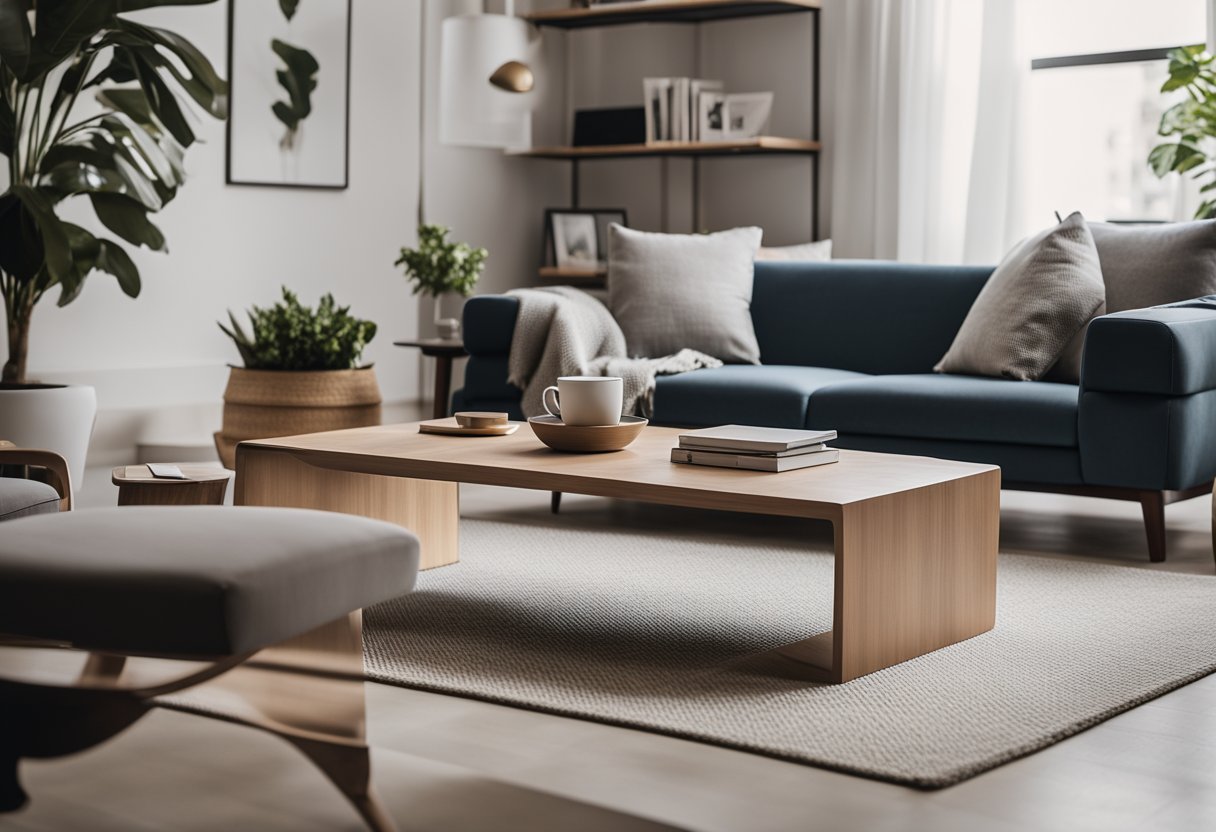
[395,223,488,339]
[214,288,380,467]
[1149,45,1216,217]
[0,0,227,490]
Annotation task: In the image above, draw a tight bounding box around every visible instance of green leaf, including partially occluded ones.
[270,38,318,143]
[1148,142,1204,177]
[0,94,14,158]
[0,0,33,80]
[94,237,140,297]
[279,0,299,21]
[129,50,195,146]
[88,192,166,250]
[0,190,44,280]
[26,1,116,82]
[108,20,228,118]
[5,185,73,285]
[1163,62,1200,92]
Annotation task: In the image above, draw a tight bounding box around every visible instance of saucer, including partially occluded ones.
[528,415,648,453]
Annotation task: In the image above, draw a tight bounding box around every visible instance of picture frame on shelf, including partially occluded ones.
[724,92,774,140]
[698,91,727,142]
[226,0,352,189]
[543,209,629,270]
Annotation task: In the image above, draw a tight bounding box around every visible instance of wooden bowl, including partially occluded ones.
[528,415,648,453]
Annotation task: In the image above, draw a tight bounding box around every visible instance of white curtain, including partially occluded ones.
[824,0,1028,264]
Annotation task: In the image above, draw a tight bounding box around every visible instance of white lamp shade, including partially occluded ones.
[440,14,535,149]
[1209,0,1216,54]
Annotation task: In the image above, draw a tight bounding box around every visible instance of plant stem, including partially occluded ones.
[1,273,34,384]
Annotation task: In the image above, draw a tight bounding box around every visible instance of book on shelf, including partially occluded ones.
[677,425,838,454]
[671,447,840,473]
[644,76,723,143]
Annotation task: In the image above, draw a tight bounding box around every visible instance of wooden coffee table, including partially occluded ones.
[235,422,999,683]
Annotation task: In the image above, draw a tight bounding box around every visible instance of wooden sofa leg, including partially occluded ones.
[551,491,562,514]
[1141,491,1167,563]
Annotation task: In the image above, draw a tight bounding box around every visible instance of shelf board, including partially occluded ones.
[524,0,820,29]
[538,266,608,288]
[514,136,820,161]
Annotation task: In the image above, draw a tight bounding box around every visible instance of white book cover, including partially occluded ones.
[671,447,840,473]
[643,78,671,144]
[689,79,723,141]
[678,425,837,453]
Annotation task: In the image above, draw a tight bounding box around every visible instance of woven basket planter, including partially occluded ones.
[214,367,382,468]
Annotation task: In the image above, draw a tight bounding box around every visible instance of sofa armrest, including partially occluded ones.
[1082,304,1216,396]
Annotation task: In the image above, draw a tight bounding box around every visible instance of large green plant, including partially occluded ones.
[1149,44,1216,219]
[0,0,227,384]
[219,287,376,371]
[395,224,488,298]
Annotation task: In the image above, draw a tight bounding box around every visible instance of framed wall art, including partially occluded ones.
[226,0,352,189]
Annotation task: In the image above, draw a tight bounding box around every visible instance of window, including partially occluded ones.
[1019,0,1206,227]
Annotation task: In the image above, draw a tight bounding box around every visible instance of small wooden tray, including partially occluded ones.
[419,418,519,437]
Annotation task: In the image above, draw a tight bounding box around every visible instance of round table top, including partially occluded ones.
[393,338,467,356]
[111,464,233,485]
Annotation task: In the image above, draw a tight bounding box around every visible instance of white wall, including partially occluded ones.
[11,2,423,464]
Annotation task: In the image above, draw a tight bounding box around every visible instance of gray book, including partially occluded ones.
[671,447,840,473]
[678,425,838,453]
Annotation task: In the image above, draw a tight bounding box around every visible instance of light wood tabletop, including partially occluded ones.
[235,421,1000,684]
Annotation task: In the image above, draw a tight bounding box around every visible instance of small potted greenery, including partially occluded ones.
[395,224,488,339]
[213,288,379,467]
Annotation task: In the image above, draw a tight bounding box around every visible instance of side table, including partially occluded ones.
[112,464,232,506]
[394,338,468,420]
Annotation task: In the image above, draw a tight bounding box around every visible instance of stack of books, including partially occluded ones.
[670,425,839,472]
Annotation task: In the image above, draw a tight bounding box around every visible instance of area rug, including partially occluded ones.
[363,517,1216,788]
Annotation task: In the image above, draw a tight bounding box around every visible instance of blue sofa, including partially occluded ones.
[453,260,1216,562]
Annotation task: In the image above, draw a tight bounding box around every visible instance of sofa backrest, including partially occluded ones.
[750,260,993,374]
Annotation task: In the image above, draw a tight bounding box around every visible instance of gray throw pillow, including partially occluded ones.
[1090,219,1216,312]
[935,212,1105,381]
[1047,220,1216,383]
[608,225,764,363]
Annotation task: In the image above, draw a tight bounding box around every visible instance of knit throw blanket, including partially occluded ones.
[505,286,722,418]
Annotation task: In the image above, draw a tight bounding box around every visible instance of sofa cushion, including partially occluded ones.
[750,260,992,374]
[935,212,1105,381]
[808,374,1080,448]
[0,477,61,521]
[0,506,420,657]
[608,224,764,364]
[1090,219,1216,313]
[653,365,868,428]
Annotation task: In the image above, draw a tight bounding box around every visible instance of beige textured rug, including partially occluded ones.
[364,517,1216,788]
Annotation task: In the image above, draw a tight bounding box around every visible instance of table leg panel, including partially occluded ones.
[834,469,1000,682]
[236,448,460,570]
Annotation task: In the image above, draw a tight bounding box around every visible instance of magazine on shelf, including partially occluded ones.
[671,447,840,472]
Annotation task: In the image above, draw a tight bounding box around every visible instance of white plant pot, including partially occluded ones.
[0,383,97,499]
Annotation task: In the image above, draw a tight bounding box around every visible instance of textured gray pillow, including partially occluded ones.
[936,212,1105,381]
[1047,220,1216,383]
[1090,220,1216,312]
[608,225,764,363]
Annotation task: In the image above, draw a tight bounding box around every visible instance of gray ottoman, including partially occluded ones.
[0,506,420,832]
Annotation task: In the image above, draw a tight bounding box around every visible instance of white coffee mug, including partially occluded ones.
[542,376,623,426]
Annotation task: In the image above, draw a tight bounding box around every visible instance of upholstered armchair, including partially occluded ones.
[0,441,72,519]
